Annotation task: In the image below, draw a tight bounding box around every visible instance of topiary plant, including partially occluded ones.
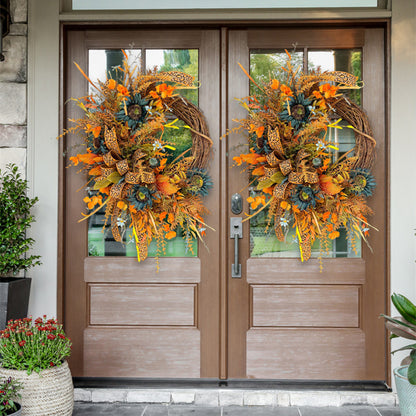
[0,164,41,276]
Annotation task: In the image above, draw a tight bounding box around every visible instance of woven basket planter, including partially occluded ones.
[0,361,73,416]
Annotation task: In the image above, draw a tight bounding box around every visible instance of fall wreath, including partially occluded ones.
[65,51,213,264]
[232,51,376,262]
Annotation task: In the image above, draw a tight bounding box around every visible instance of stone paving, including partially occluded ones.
[73,403,401,415]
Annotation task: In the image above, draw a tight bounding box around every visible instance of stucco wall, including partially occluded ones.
[0,0,27,174]
[390,0,416,372]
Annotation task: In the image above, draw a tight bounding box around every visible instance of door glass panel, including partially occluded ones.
[86,48,198,257]
[248,49,362,259]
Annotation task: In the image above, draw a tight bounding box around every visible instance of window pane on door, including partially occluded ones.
[86,48,199,258]
[248,49,362,259]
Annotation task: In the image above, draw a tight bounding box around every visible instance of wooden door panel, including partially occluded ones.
[251,285,360,328]
[84,328,200,377]
[89,284,197,326]
[247,329,365,380]
[84,257,201,283]
[247,258,366,284]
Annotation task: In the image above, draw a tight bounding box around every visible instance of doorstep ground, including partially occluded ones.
[73,403,401,415]
[74,388,397,407]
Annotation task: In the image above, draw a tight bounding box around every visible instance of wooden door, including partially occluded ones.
[62,25,387,381]
[63,28,221,378]
[226,27,387,380]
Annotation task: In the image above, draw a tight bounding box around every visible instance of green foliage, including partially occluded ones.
[0,377,21,416]
[0,164,41,276]
[0,317,72,375]
[381,293,416,384]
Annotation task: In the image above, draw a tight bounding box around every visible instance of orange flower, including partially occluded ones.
[89,166,102,176]
[165,230,177,240]
[247,195,265,210]
[319,175,342,195]
[159,212,167,221]
[320,83,339,98]
[117,84,129,97]
[328,230,340,240]
[83,195,102,210]
[248,124,265,139]
[270,79,280,90]
[156,175,179,195]
[252,166,265,176]
[280,84,293,97]
[117,201,127,210]
[69,156,79,166]
[85,124,101,138]
[156,83,175,98]
[107,79,116,90]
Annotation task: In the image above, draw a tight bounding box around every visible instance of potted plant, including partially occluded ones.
[0,377,22,415]
[0,317,74,416]
[0,164,41,330]
[381,293,416,415]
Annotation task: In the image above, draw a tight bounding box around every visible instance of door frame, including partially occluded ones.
[58,20,390,382]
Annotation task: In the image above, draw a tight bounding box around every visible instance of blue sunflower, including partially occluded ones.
[350,169,376,197]
[127,185,156,211]
[279,93,312,130]
[291,185,319,211]
[186,169,213,196]
[116,93,149,131]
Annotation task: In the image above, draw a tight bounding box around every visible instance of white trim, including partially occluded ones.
[27,0,60,318]
[72,0,378,11]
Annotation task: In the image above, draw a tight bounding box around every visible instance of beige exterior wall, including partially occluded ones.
[0,0,413,386]
[390,0,416,372]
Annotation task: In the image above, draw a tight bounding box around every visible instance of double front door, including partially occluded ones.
[63,25,387,381]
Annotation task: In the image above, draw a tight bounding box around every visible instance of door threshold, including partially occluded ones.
[74,379,396,407]
[74,378,390,391]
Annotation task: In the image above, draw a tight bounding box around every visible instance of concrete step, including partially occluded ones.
[74,388,397,408]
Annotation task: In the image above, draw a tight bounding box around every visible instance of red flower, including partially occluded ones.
[58,334,66,339]
[2,333,10,338]
[50,362,55,367]
[47,334,56,340]
[26,331,33,336]
[18,340,26,347]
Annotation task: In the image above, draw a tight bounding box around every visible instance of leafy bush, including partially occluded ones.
[0,164,41,276]
[0,377,21,416]
[0,317,72,374]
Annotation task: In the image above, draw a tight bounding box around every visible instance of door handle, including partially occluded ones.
[230,217,242,278]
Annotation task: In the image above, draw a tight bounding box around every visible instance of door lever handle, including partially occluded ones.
[230,217,242,278]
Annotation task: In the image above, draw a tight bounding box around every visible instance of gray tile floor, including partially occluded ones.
[73,404,401,415]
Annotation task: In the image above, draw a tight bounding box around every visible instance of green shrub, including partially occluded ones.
[0,164,41,276]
